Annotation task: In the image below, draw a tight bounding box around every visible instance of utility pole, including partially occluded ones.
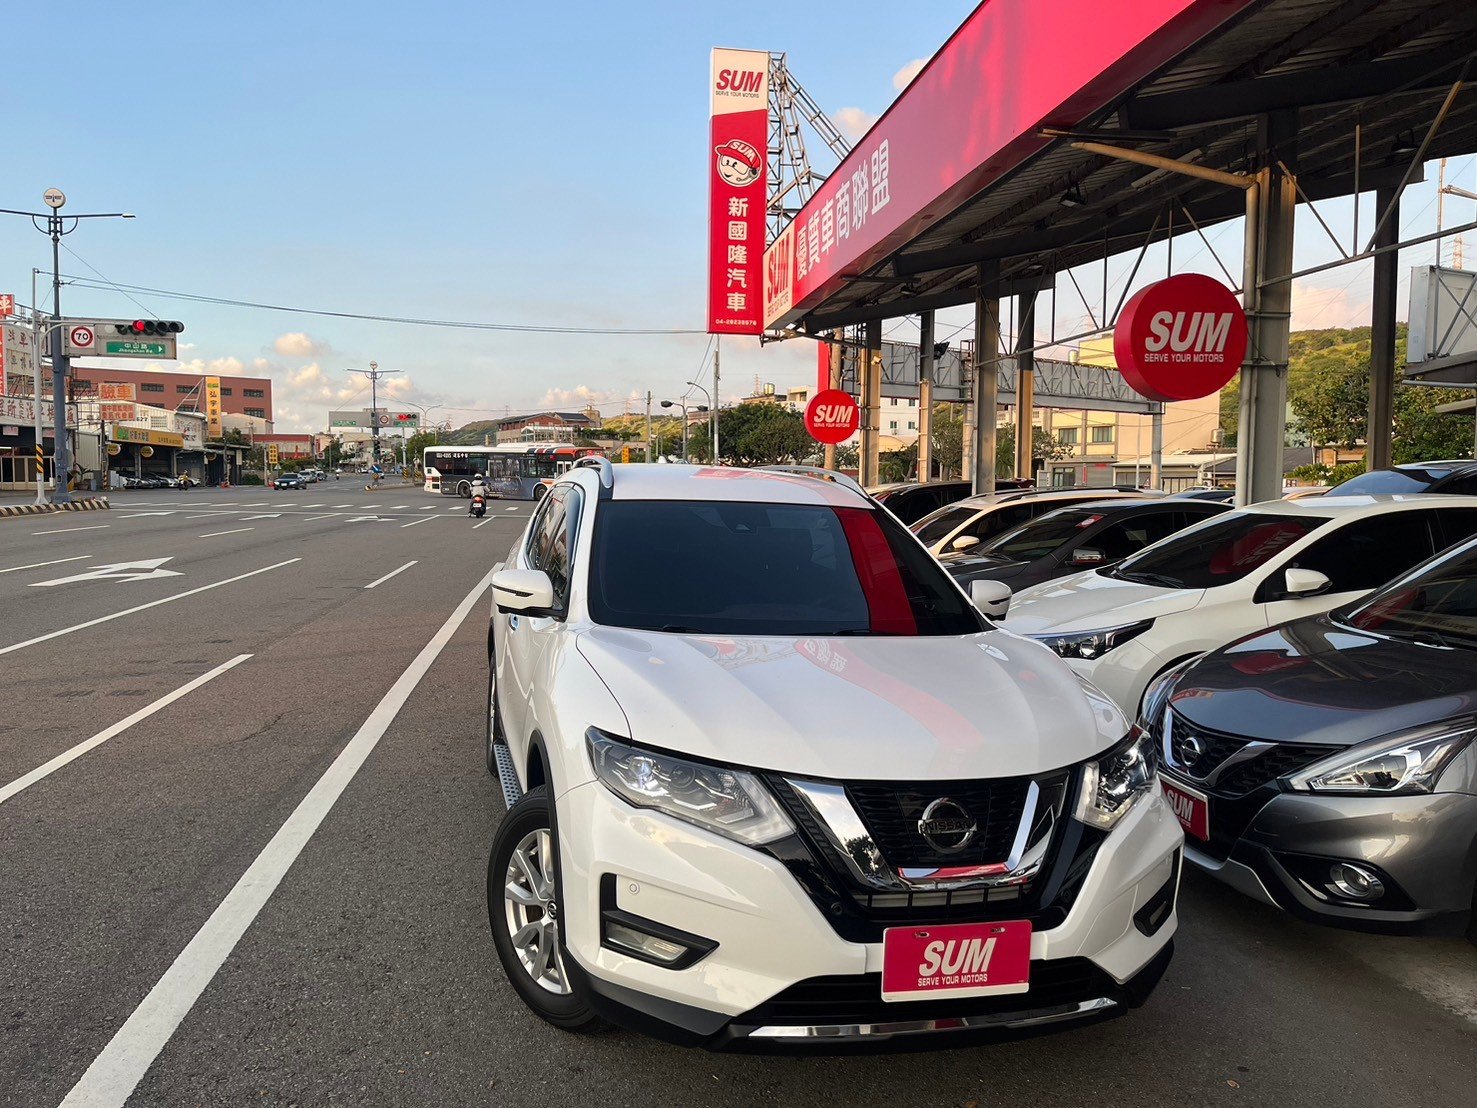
[644,390,653,463]
[31,268,45,504]
[713,336,721,463]
[348,361,401,470]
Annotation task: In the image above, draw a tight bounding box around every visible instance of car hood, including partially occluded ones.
[1001,569,1205,635]
[1168,616,1477,747]
[574,627,1124,781]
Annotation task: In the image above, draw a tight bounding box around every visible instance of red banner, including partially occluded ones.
[708,48,768,335]
[763,0,1258,330]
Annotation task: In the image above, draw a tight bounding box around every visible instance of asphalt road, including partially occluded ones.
[1,482,1473,1108]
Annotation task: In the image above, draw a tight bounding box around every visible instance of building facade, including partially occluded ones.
[63,366,274,423]
[493,410,600,443]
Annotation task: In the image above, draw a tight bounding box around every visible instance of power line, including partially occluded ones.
[59,274,707,336]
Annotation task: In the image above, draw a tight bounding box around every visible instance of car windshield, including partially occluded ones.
[912,503,982,544]
[981,508,1105,561]
[1331,467,1450,495]
[588,500,983,636]
[1110,510,1329,590]
[1337,540,1477,649]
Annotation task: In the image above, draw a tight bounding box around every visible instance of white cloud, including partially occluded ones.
[832,107,878,142]
[1291,282,1371,330]
[539,384,640,410]
[273,332,328,357]
[893,58,926,91]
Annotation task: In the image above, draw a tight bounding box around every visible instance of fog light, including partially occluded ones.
[603,921,689,965]
[1327,862,1384,902]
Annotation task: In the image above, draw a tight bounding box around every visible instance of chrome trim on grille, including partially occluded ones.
[785,777,1050,892]
[1162,710,1275,787]
[743,997,1118,1040]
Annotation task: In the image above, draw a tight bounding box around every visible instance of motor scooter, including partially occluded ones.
[470,492,487,519]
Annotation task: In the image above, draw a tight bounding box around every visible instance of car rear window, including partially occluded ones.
[1111,510,1329,589]
[982,508,1103,561]
[1331,468,1449,495]
[588,500,982,636]
[1340,538,1477,649]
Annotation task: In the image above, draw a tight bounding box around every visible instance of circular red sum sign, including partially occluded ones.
[804,389,860,444]
[1113,274,1248,402]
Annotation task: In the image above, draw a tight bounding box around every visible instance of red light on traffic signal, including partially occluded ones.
[131,320,147,334]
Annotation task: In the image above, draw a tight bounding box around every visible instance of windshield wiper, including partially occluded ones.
[657,624,706,634]
[1117,570,1182,589]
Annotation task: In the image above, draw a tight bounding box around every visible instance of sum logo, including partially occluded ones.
[1144,311,1234,354]
[918,937,996,978]
[716,69,764,94]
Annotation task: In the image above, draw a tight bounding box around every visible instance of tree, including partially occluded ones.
[930,404,965,478]
[995,424,1071,478]
[398,431,439,468]
[686,404,815,466]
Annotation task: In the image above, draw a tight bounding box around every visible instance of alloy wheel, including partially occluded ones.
[502,828,570,994]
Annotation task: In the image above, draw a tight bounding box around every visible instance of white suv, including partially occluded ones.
[485,460,1182,1048]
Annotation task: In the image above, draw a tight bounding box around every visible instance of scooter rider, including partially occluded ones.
[469,472,488,516]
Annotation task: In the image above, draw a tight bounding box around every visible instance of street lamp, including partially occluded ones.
[2,190,135,504]
[685,381,715,461]
[347,361,401,469]
[660,399,709,462]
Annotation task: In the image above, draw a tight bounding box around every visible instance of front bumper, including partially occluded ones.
[556,780,1183,1049]
[1168,772,1477,936]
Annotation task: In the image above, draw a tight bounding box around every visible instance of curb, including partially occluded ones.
[0,497,111,519]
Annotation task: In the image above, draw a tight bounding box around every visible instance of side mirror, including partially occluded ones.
[492,568,556,615]
[951,534,980,552]
[1070,546,1106,567]
[970,579,1012,621]
[1283,567,1331,597]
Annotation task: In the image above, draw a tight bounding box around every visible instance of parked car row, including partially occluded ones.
[119,473,195,489]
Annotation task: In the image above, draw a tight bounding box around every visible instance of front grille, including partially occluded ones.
[1214,743,1328,795]
[1164,713,1249,779]
[846,777,1034,869]
[740,958,1113,1027]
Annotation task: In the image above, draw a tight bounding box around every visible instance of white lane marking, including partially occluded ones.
[504,506,519,511]
[31,558,182,588]
[57,567,498,1108]
[385,503,408,509]
[0,656,252,808]
[32,525,110,536]
[346,515,385,523]
[364,560,417,589]
[303,514,338,522]
[199,528,254,539]
[399,517,432,528]
[0,555,90,576]
[183,514,219,520]
[0,559,300,658]
[332,503,351,508]
[240,513,282,520]
[418,505,436,511]
[213,501,237,506]
[473,520,490,530]
[117,512,177,518]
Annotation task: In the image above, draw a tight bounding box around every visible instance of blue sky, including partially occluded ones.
[3,1,1472,431]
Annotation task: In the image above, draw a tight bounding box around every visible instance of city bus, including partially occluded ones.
[422,443,600,499]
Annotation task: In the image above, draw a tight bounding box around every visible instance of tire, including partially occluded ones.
[533,483,548,502]
[487,788,606,1032]
[456,480,471,498]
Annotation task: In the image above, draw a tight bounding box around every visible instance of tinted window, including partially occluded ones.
[1439,474,1477,497]
[1092,510,1186,561]
[525,490,565,572]
[1113,511,1330,589]
[983,508,1105,561]
[1340,538,1477,648]
[1289,512,1436,593]
[913,503,982,545]
[588,500,982,636]
[1437,508,1477,548]
[1331,468,1448,495]
[960,502,1035,545]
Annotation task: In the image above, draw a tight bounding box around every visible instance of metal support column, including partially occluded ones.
[1014,291,1036,481]
[1367,184,1399,472]
[1236,113,1298,507]
[1150,409,1164,489]
[859,319,883,487]
[917,312,935,482]
[972,262,1000,497]
[822,333,842,470]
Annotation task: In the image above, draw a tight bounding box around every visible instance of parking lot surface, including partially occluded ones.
[2,484,1474,1108]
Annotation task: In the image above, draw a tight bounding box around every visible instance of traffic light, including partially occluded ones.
[113,320,185,336]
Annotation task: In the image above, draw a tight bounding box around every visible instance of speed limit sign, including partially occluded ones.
[68,325,96,350]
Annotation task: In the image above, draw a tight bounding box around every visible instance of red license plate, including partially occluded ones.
[880,920,1031,1002]
[1162,778,1210,841]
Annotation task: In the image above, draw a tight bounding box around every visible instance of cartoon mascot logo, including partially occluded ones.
[715,139,761,188]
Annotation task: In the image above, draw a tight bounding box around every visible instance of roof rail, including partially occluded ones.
[573,454,614,492]
[756,464,867,498]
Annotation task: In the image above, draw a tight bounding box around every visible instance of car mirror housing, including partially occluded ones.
[970,578,1012,620]
[1070,547,1106,567]
[492,569,557,615]
[951,534,980,552]
[1284,567,1331,597]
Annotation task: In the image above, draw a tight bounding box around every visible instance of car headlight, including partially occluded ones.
[1286,719,1474,796]
[1137,654,1203,728]
[1035,619,1154,661]
[1073,726,1158,830]
[586,729,795,846]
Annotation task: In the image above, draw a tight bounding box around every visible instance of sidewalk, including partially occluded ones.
[0,488,110,518]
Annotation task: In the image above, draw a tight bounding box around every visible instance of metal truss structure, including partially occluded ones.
[767,53,851,245]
